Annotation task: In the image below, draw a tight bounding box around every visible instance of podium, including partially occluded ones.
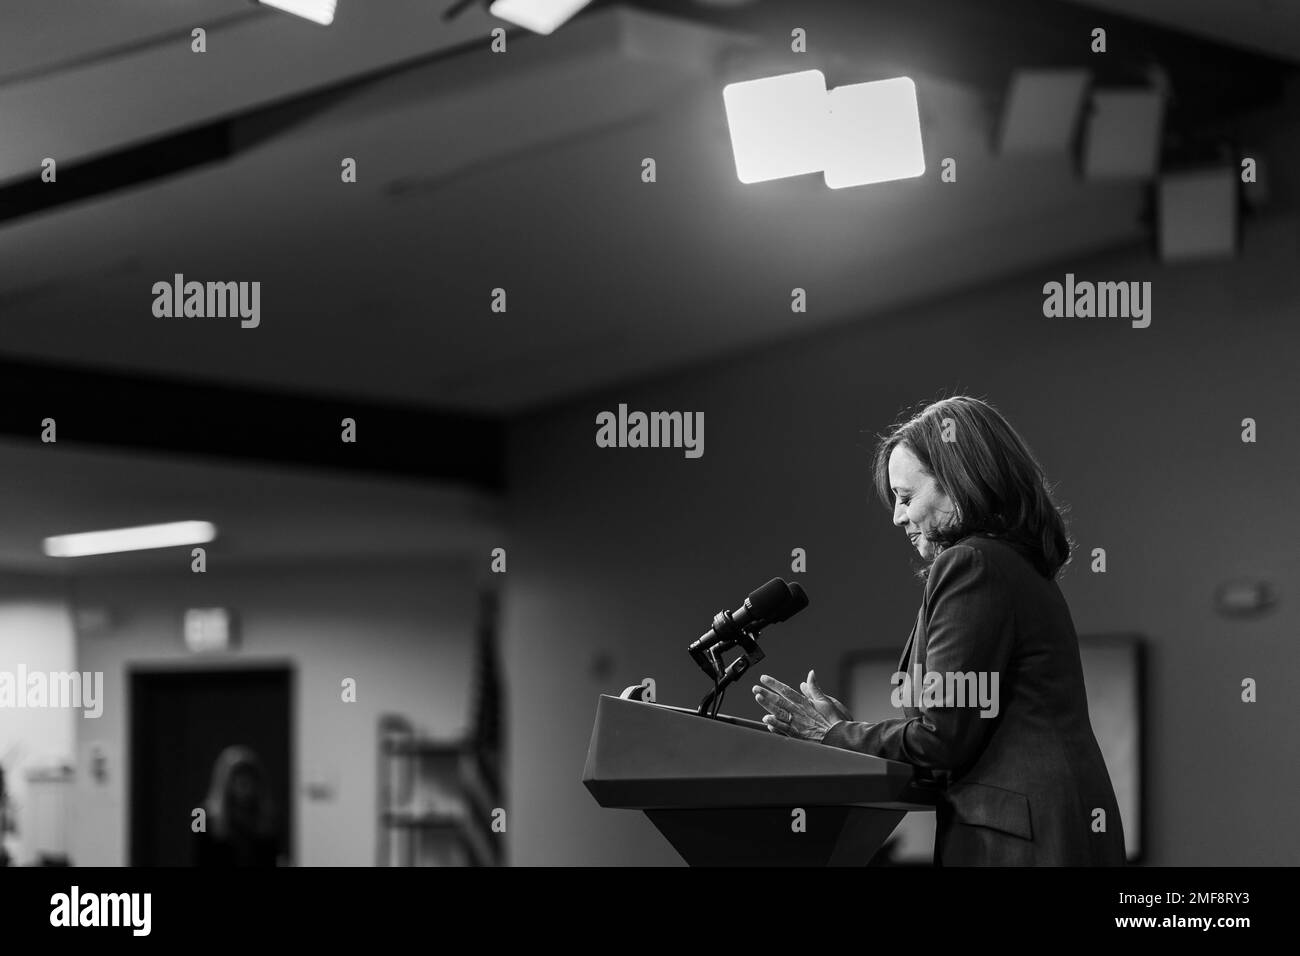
[583,694,938,866]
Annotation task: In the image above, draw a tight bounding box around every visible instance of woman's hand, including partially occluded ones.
[752,671,847,742]
[800,669,852,724]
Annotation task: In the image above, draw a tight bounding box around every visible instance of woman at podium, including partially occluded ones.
[753,395,1126,866]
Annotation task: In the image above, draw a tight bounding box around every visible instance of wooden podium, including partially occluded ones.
[583,694,937,866]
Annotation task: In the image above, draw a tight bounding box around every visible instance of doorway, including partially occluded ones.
[129,665,293,866]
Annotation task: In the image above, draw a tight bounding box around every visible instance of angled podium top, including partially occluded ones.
[583,694,937,811]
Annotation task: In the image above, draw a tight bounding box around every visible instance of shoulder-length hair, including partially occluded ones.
[871,395,1073,580]
[203,745,277,840]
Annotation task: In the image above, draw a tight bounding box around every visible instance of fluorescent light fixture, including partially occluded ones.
[488,0,594,35]
[823,76,925,189]
[723,70,925,188]
[44,521,217,558]
[256,0,337,26]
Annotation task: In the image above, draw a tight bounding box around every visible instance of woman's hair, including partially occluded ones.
[202,745,276,840]
[871,394,1073,580]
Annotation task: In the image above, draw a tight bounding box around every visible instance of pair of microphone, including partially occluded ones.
[688,577,808,717]
[688,577,809,681]
[689,577,808,659]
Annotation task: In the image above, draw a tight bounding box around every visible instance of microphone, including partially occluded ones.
[688,578,793,660]
[689,577,810,717]
[776,582,809,622]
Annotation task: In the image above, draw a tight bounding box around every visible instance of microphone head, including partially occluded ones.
[745,577,793,620]
[786,582,809,612]
[770,581,809,622]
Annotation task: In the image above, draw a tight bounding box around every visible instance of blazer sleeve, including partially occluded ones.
[820,545,1014,773]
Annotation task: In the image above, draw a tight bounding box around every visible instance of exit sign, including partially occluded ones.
[184,608,235,653]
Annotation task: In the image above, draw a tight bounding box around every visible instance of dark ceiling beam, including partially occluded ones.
[0,355,506,492]
[0,123,237,226]
[0,25,506,228]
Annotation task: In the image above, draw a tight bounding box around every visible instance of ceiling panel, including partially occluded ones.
[0,8,1150,413]
[1059,0,1300,63]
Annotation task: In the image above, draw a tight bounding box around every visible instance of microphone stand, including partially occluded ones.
[695,626,766,718]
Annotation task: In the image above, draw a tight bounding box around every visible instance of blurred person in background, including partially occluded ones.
[193,745,283,867]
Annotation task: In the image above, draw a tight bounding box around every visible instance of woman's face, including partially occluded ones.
[229,767,259,810]
[888,443,957,561]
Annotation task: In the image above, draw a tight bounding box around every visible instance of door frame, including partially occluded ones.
[127,659,296,866]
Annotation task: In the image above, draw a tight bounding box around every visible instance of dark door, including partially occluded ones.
[129,666,292,866]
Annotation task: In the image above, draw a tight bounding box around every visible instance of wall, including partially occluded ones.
[0,573,78,865]
[67,557,480,866]
[502,214,1300,866]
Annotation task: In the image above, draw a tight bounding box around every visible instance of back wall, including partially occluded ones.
[502,215,1300,866]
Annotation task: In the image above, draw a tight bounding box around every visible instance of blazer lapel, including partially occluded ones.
[897,605,923,675]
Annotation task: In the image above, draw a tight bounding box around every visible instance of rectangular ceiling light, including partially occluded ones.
[1082,88,1165,180]
[43,521,217,558]
[256,0,337,26]
[723,70,925,188]
[998,69,1091,154]
[723,70,831,184]
[488,0,594,35]
[823,76,926,189]
[1158,167,1239,262]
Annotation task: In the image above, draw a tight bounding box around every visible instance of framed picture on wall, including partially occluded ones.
[841,633,1144,864]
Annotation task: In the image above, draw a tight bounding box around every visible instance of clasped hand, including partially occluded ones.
[752,669,851,742]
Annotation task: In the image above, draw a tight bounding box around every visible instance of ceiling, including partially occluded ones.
[0,0,1183,415]
[1061,0,1300,63]
[0,439,502,574]
[0,0,1290,572]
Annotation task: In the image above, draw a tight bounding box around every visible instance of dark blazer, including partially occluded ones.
[821,534,1126,865]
